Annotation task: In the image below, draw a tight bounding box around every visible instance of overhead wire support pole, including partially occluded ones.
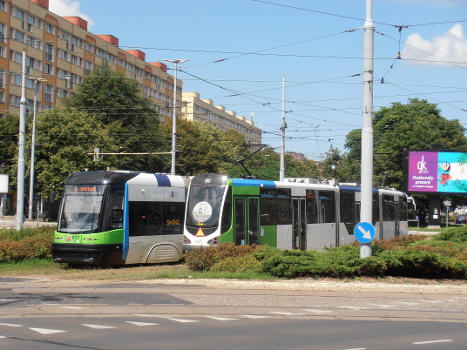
[28,77,46,220]
[16,50,27,230]
[163,58,189,175]
[360,0,375,258]
[279,74,286,182]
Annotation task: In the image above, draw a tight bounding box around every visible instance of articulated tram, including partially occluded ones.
[53,171,189,266]
[183,174,408,251]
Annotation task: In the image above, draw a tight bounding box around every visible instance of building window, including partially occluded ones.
[0,69,5,88]
[46,23,55,35]
[9,94,21,107]
[0,0,6,12]
[44,84,53,103]
[85,61,93,74]
[45,63,54,75]
[45,43,54,62]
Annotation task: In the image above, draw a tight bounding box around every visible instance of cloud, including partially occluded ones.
[49,0,95,29]
[401,24,467,67]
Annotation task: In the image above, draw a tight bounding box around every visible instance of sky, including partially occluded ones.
[49,0,467,161]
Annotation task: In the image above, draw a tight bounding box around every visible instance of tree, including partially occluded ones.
[34,107,115,197]
[343,98,467,189]
[0,114,19,179]
[64,63,165,171]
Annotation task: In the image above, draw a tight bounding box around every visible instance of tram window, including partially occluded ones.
[305,190,318,224]
[221,187,232,233]
[340,191,356,225]
[319,191,336,223]
[383,195,395,221]
[260,188,291,225]
[400,197,408,221]
[129,202,184,236]
[107,185,124,229]
[372,193,379,224]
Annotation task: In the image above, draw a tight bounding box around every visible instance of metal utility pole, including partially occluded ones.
[163,59,189,175]
[279,75,286,182]
[28,77,46,220]
[360,0,375,258]
[16,50,27,230]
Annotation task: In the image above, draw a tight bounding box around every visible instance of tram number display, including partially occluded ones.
[74,186,97,192]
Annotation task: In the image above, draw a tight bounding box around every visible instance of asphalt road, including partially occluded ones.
[0,277,466,350]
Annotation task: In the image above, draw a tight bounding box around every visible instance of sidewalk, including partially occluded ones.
[0,215,56,229]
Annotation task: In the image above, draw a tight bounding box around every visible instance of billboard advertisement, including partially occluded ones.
[408,151,467,194]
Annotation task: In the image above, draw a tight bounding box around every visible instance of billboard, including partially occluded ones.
[407,151,467,194]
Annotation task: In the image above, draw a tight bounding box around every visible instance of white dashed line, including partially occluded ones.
[125,321,159,327]
[394,301,419,306]
[165,317,199,323]
[340,347,367,350]
[339,306,366,310]
[239,315,271,319]
[367,303,392,309]
[413,339,452,345]
[0,335,7,339]
[0,323,22,327]
[62,306,83,309]
[29,327,67,335]
[270,311,299,316]
[81,324,115,330]
[132,313,157,317]
[302,309,333,314]
[205,316,238,321]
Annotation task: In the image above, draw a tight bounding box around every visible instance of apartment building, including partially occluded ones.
[0,0,181,122]
[181,92,262,144]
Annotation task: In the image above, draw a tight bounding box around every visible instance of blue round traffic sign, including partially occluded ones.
[354,222,376,244]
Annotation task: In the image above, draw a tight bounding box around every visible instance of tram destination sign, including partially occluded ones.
[407,151,467,194]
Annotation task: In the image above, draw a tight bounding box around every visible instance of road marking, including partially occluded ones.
[62,306,83,309]
[132,313,157,317]
[239,315,271,319]
[339,306,366,310]
[0,323,22,327]
[394,301,419,306]
[205,316,238,321]
[270,311,298,316]
[0,299,18,303]
[82,324,115,330]
[125,321,159,327]
[413,339,452,345]
[367,303,392,308]
[302,309,333,314]
[0,335,7,339]
[29,327,67,335]
[340,348,367,350]
[165,317,199,323]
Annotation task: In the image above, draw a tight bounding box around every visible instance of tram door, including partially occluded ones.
[292,198,307,250]
[234,197,259,245]
[395,198,401,237]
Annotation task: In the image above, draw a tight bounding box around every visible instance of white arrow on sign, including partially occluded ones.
[357,225,372,239]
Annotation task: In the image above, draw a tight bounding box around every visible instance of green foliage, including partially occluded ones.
[0,227,55,263]
[183,242,259,271]
[340,98,467,188]
[0,114,18,180]
[210,255,262,273]
[432,226,467,243]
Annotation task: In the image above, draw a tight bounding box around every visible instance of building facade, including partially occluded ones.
[0,0,181,121]
[181,92,262,144]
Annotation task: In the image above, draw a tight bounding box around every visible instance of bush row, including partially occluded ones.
[184,230,467,279]
[0,227,55,263]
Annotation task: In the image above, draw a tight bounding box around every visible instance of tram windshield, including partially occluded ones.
[186,185,226,228]
[57,185,106,233]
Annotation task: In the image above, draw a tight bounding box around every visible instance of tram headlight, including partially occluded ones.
[207,237,219,246]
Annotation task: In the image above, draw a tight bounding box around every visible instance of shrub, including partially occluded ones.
[432,227,467,243]
[210,255,262,273]
[184,243,260,271]
[0,227,55,263]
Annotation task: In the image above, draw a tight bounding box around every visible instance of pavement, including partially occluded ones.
[0,215,56,229]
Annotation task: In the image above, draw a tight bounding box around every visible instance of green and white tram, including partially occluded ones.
[53,171,188,266]
[183,174,408,251]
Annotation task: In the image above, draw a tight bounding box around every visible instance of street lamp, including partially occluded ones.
[163,59,189,175]
[28,77,46,220]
